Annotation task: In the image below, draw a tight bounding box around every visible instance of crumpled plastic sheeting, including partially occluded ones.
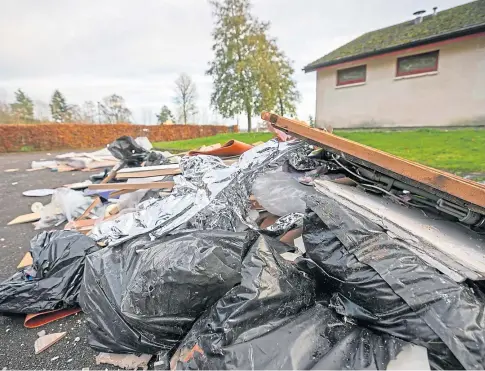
[301,193,485,370]
[34,188,95,229]
[90,140,305,246]
[173,235,420,370]
[0,230,99,314]
[80,230,254,354]
[252,171,317,216]
[287,144,321,171]
[261,212,304,237]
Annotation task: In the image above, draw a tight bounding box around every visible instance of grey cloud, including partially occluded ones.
[0,0,471,126]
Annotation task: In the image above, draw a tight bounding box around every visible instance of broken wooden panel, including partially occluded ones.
[262,112,485,213]
[34,332,66,354]
[314,179,485,282]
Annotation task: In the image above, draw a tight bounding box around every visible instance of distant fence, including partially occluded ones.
[0,123,238,152]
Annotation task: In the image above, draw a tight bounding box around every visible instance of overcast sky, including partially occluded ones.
[0,0,470,128]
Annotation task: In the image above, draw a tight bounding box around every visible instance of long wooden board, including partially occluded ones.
[117,164,180,174]
[262,112,485,211]
[88,181,175,191]
[116,168,181,179]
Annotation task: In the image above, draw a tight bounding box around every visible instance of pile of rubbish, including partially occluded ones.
[1,117,485,370]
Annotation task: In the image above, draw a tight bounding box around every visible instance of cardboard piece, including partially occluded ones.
[17,252,33,269]
[7,212,41,225]
[34,332,67,354]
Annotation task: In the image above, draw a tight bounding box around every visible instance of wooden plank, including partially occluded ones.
[109,189,136,198]
[116,168,181,179]
[100,162,123,184]
[76,197,101,221]
[7,212,40,225]
[117,164,180,174]
[262,112,485,210]
[88,181,175,191]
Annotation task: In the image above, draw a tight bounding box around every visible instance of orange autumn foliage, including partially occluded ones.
[0,123,238,152]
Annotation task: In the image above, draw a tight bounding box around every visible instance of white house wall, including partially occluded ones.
[315,34,485,129]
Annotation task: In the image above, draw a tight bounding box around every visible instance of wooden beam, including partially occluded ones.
[116,168,181,179]
[88,181,174,191]
[261,112,485,210]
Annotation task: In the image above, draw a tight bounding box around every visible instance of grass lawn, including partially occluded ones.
[154,128,485,174]
[154,132,274,151]
[337,128,485,174]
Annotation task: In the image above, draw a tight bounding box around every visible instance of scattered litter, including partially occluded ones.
[34,332,66,354]
[22,189,55,197]
[11,182,18,185]
[30,202,43,213]
[0,124,484,370]
[50,356,59,361]
[5,328,10,333]
[96,353,152,370]
[63,180,92,190]
[31,161,57,170]
[34,188,95,229]
[4,168,19,172]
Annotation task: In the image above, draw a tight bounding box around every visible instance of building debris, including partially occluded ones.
[1,124,485,370]
[95,353,152,370]
[7,212,40,225]
[34,332,66,354]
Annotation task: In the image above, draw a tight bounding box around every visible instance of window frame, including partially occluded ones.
[336,65,367,86]
[396,50,439,77]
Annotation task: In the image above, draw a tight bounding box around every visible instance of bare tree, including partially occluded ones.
[98,94,132,124]
[173,73,197,124]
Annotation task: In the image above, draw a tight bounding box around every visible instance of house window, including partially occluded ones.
[396,51,439,77]
[337,65,366,86]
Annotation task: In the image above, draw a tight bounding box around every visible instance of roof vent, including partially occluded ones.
[413,10,426,24]
[432,6,438,16]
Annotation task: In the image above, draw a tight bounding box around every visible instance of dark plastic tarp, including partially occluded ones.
[173,235,421,370]
[108,136,148,166]
[80,230,254,354]
[300,193,485,370]
[0,230,99,313]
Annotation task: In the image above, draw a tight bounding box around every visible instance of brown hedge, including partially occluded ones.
[0,123,238,152]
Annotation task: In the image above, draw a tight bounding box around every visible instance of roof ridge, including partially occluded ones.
[304,0,485,72]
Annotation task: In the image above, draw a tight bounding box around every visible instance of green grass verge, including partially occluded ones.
[336,128,485,173]
[153,132,274,151]
[154,128,485,174]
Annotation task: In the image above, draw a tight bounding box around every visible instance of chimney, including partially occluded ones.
[413,10,426,24]
[432,6,438,16]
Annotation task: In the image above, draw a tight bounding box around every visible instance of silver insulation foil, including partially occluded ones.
[90,139,306,246]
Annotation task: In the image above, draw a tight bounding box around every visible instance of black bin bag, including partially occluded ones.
[301,194,485,370]
[172,235,422,370]
[0,230,99,313]
[79,230,253,354]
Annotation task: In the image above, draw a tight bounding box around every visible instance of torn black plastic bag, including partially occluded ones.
[173,235,427,370]
[80,230,253,354]
[0,230,99,313]
[108,136,148,166]
[302,194,485,370]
